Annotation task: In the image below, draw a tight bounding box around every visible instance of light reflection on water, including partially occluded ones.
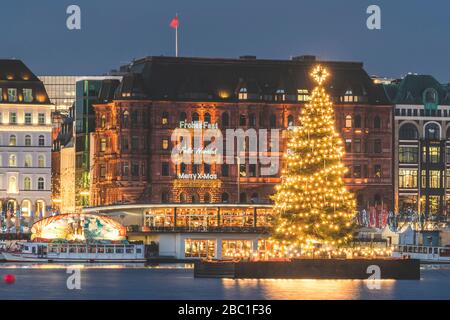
[0,263,194,269]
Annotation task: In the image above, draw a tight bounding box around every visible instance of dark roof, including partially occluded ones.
[384,74,450,105]
[0,59,51,104]
[98,79,121,103]
[112,56,389,104]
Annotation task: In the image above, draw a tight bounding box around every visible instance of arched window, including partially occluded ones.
[8,176,17,193]
[423,88,438,105]
[287,115,294,127]
[101,115,106,128]
[374,116,381,129]
[180,163,187,174]
[239,192,247,203]
[221,112,229,127]
[9,154,16,167]
[179,112,187,122]
[38,155,45,168]
[161,112,169,125]
[399,123,419,140]
[192,112,200,122]
[270,114,276,128]
[204,113,211,124]
[161,191,170,203]
[24,177,31,190]
[180,192,187,203]
[25,135,31,146]
[221,192,229,203]
[191,194,199,203]
[24,154,32,167]
[204,193,211,203]
[9,135,16,146]
[446,126,450,140]
[37,177,45,190]
[345,115,352,128]
[38,135,45,146]
[425,123,440,140]
[354,115,362,128]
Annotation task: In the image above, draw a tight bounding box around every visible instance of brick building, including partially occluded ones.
[90,56,394,211]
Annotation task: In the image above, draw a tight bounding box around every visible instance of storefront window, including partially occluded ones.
[144,208,175,228]
[428,196,440,215]
[176,208,218,229]
[429,170,441,188]
[256,209,272,227]
[222,240,252,258]
[220,208,254,227]
[184,239,215,258]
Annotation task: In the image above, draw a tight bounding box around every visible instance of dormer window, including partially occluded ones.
[343,89,354,103]
[297,89,310,102]
[8,89,17,102]
[23,89,33,102]
[423,88,438,110]
[238,87,248,100]
[275,89,286,101]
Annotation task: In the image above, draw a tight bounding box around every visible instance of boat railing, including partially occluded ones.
[394,245,450,257]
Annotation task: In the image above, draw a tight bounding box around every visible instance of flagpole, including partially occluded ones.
[175,13,179,57]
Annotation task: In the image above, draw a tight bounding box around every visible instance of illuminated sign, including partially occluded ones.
[179,121,218,129]
[177,173,218,180]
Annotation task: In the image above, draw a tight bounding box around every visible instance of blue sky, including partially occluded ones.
[2,0,450,81]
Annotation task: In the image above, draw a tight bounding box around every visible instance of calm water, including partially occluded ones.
[0,263,449,300]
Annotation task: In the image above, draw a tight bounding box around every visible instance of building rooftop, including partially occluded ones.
[0,59,51,104]
[111,56,390,104]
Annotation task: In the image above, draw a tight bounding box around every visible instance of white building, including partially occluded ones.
[0,59,53,223]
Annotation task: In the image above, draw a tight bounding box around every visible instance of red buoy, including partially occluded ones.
[3,274,15,284]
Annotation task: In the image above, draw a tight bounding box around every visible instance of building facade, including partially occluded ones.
[39,76,77,112]
[389,74,450,219]
[90,56,394,210]
[0,60,53,223]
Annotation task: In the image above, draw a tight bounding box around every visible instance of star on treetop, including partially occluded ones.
[311,65,329,85]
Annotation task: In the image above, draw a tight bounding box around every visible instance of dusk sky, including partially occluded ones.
[3,0,450,81]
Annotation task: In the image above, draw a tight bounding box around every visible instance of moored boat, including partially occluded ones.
[392,244,450,263]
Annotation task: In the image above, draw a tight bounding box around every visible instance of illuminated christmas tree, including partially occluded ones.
[271,65,356,253]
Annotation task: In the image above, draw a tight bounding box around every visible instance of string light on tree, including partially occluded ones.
[269,65,356,256]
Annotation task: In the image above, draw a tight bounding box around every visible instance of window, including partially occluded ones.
[374,165,382,178]
[24,177,31,190]
[9,112,17,124]
[374,116,381,129]
[238,87,248,100]
[161,192,170,203]
[425,123,440,140]
[122,111,130,128]
[131,136,139,151]
[221,192,229,203]
[122,162,129,176]
[354,139,362,153]
[239,193,247,203]
[204,112,211,124]
[9,135,16,146]
[374,139,382,153]
[239,114,247,126]
[24,113,32,124]
[38,135,45,146]
[8,176,17,193]
[429,171,441,188]
[9,154,16,167]
[161,112,169,125]
[131,111,139,125]
[99,165,106,179]
[184,239,215,258]
[24,154,32,167]
[399,146,418,163]
[37,177,45,190]
[270,114,276,128]
[121,136,129,151]
[345,115,352,128]
[131,162,139,176]
[399,169,417,188]
[38,155,45,168]
[179,112,187,122]
[297,89,309,102]
[101,115,106,128]
[8,89,17,102]
[222,164,229,177]
[399,123,419,140]
[204,163,211,174]
[221,112,229,127]
[345,139,352,153]
[204,193,212,203]
[38,113,45,125]
[162,139,169,150]
[100,138,107,152]
[192,112,199,122]
[249,164,256,177]
[25,135,31,146]
[354,115,362,128]
[162,162,170,176]
[353,165,362,178]
[23,89,33,102]
[287,115,294,127]
[429,146,440,163]
[180,192,187,203]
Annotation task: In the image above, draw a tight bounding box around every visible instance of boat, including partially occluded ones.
[392,244,450,263]
[2,242,145,263]
[2,213,146,263]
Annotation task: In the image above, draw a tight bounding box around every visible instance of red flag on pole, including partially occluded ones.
[170,16,179,29]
